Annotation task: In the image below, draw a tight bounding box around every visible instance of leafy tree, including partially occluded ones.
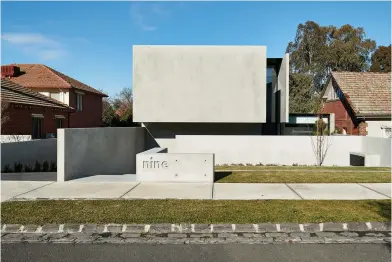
[288,73,319,113]
[101,87,139,127]
[327,24,376,72]
[112,87,133,122]
[102,97,115,127]
[370,45,391,72]
[287,21,376,113]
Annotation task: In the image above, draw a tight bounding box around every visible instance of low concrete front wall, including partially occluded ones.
[1,138,57,170]
[57,127,145,182]
[173,135,391,167]
[136,148,214,183]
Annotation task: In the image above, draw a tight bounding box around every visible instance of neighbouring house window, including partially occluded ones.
[76,93,83,111]
[55,115,65,129]
[49,92,60,101]
[32,115,43,139]
[56,119,63,128]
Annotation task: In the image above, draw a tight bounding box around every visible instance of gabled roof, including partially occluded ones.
[328,71,391,117]
[2,64,108,97]
[1,78,74,111]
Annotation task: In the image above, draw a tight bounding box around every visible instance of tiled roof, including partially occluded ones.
[332,71,391,117]
[1,78,74,111]
[2,64,108,96]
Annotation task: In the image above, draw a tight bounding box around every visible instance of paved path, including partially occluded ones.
[2,243,391,262]
[1,181,390,201]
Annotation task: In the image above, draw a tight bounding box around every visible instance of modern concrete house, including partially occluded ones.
[133,45,289,150]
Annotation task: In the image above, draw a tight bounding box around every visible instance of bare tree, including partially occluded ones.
[310,97,332,166]
[1,101,10,130]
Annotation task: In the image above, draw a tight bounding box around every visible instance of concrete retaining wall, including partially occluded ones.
[1,139,57,170]
[136,147,214,183]
[57,127,145,181]
[173,135,391,167]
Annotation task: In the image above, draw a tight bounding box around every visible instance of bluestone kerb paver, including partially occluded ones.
[1,222,390,244]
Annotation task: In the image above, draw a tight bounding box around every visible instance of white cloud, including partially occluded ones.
[130,3,171,31]
[1,32,66,61]
[1,33,59,46]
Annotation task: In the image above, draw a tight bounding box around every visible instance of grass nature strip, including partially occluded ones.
[215,166,391,172]
[2,200,390,224]
[214,171,391,183]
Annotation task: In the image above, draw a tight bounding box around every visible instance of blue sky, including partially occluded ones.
[1,1,391,97]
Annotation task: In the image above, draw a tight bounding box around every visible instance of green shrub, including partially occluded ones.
[49,161,57,172]
[33,161,42,172]
[42,161,49,172]
[13,162,23,172]
[3,164,13,173]
[24,164,33,172]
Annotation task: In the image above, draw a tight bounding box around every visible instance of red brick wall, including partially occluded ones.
[69,90,103,128]
[321,99,359,135]
[2,104,69,137]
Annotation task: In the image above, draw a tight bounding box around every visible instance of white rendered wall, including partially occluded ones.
[278,53,289,123]
[367,121,391,138]
[133,45,267,123]
[173,135,391,167]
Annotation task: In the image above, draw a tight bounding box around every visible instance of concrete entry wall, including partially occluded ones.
[136,147,214,183]
[57,127,145,181]
[1,138,57,170]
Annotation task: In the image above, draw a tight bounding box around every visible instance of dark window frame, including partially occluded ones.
[32,116,43,139]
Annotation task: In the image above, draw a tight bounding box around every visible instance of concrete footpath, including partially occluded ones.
[1,181,390,201]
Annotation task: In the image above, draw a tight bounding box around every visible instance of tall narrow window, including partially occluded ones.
[76,93,83,111]
[56,119,63,128]
[32,115,43,139]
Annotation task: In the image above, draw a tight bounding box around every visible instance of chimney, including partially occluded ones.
[1,65,20,78]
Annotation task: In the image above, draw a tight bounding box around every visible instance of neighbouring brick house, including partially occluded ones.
[321,72,391,137]
[1,64,108,128]
[1,79,74,141]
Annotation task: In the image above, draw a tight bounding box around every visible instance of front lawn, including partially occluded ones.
[216,165,391,172]
[215,171,391,183]
[1,200,390,224]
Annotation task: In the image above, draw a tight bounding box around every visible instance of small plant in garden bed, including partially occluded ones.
[13,162,23,172]
[42,161,49,172]
[24,165,33,172]
[50,161,57,172]
[2,164,13,173]
[33,161,42,172]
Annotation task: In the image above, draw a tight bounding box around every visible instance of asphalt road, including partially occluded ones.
[2,243,391,262]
